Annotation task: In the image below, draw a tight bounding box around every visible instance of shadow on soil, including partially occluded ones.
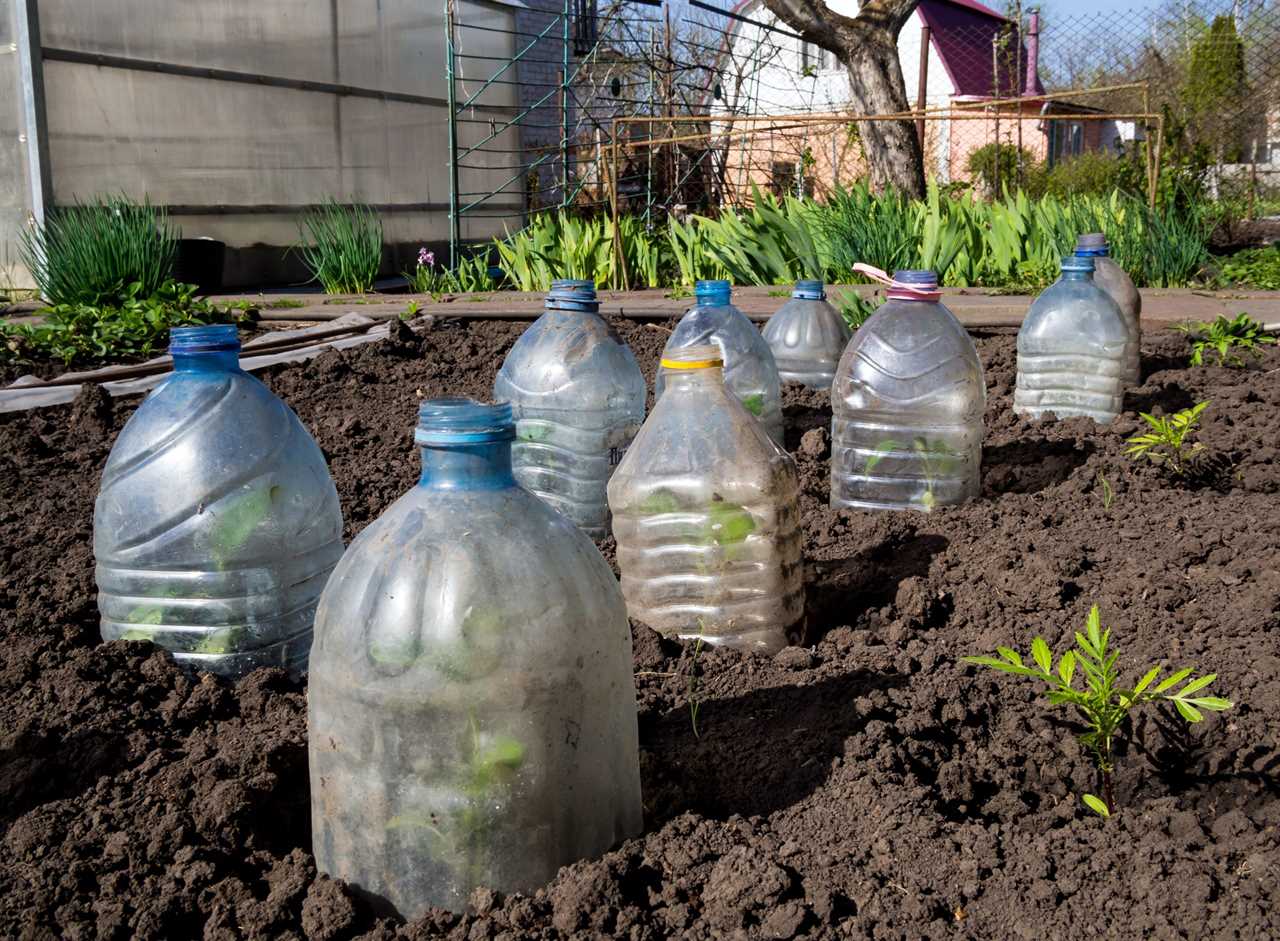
[806,530,950,637]
[1127,382,1197,416]
[639,668,907,826]
[983,439,1095,496]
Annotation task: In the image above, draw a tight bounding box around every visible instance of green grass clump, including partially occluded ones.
[297,201,383,295]
[21,195,178,306]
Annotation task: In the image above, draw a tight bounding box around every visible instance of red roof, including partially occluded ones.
[918,0,1031,98]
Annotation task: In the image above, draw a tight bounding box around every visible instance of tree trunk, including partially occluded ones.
[840,30,925,197]
[760,0,926,197]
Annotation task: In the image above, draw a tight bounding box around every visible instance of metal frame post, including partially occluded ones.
[445,0,461,266]
[561,0,570,208]
[15,0,51,227]
[915,25,930,148]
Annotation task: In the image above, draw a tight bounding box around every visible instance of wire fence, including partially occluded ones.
[446,0,1280,258]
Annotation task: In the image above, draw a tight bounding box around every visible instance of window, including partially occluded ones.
[800,42,833,73]
[1052,121,1084,162]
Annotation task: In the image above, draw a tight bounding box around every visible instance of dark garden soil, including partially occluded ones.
[0,317,1277,940]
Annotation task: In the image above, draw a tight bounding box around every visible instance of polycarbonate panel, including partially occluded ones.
[39,0,336,83]
[0,7,32,287]
[44,63,340,207]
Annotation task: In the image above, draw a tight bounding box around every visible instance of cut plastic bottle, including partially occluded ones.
[93,325,344,677]
[1076,232,1141,386]
[308,399,642,919]
[1015,255,1128,425]
[831,269,985,513]
[657,279,785,446]
[761,279,853,389]
[493,279,645,536]
[609,345,804,654]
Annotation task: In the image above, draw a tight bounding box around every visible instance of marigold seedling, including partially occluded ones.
[1125,401,1209,477]
[963,605,1233,817]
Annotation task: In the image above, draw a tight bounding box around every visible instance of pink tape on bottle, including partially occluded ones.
[851,263,941,302]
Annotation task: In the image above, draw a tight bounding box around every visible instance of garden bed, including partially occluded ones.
[0,319,1276,939]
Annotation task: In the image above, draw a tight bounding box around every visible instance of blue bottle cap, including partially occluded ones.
[546,279,599,312]
[1062,255,1095,273]
[415,398,515,446]
[169,324,240,354]
[695,280,732,306]
[792,280,825,300]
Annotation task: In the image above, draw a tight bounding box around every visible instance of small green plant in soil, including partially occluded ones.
[1095,471,1115,510]
[964,604,1232,817]
[1176,313,1276,367]
[866,436,959,511]
[386,716,525,885]
[1125,401,1209,477]
[296,200,383,295]
[0,279,241,367]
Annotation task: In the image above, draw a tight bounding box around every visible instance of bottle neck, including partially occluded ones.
[1061,269,1093,283]
[696,294,731,309]
[418,441,516,490]
[172,350,241,372]
[663,366,725,393]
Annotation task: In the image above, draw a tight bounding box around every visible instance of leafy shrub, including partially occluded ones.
[1218,246,1280,290]
[1,279,240,366]
[21,195,178,307]
[1041,153,1133,199]
[297,201,383,294]
[966,143,1038,195]
[965,605,1232,816]
[1176,313,1276,366]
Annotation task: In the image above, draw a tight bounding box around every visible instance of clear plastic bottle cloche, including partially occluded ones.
[494,279,645,536]
[308,399,642,919]
[656,279,785,446]
[93,325,344,677]
[760,279,853,389]
[1076,232,1141,386]
[1014,255,1128,425]
[831,271,985,512]
[609,345,804,654]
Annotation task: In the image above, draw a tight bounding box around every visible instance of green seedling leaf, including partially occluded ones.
[704,499,756,547]
[1131,665,1160,698]
[1183,695,1232,711]
[997,646,1023,667]
[1174,673,1217,697]
[517,423,552,442]
[963,655,1045,678]
[865,440,905,473]
[739,393,765,417]
[195,627,242,655]
[1057,650,1076,686]
[212,484,279,556]
[1153,667,1193,694]
[1031,637,1052,674]
[636,488,682,516]
[1174,699,1203,722]
[1082,794,1111,817]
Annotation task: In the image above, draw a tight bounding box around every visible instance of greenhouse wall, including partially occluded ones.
[3,0,524,288]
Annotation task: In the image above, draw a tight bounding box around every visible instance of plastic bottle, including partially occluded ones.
[493,279,645,536]
[308,399,642,919]
[609,346,804,654]
[1076,232,1141,386]
[831,270,985,512]
[760,279,853,389]
[93,325,344,677]
[657,279,785,446]
[1014,255,1128,425]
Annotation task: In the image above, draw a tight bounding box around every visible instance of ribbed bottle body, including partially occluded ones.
[94,366,343,677]
[830,296,985,512]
